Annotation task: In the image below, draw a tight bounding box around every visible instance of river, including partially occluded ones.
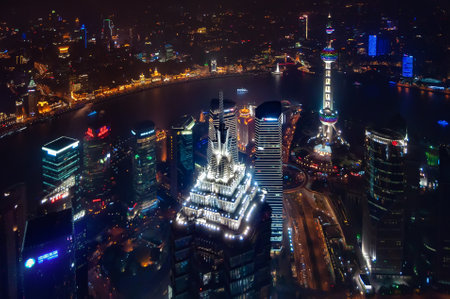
[0,71,449,200]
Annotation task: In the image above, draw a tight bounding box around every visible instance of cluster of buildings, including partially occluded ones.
[0,10,448,298]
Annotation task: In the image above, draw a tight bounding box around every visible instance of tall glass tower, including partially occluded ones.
[255,101,283,251]
[42,136,80,194]
[131,121,157,212]
[171,94,271,298]
[81,114,112,213]
[170,115,195,199]
[363,128,408,274]
[207,91,238,165]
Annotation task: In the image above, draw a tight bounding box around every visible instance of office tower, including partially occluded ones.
[210,59,217,72]
[42,136,80,194]
[435,145,450,288]
[207,92,238,165]
[362,128,408,274]
[169,115,195,200]
[15,98,25,122]
[254,101,283,251]
[131,121,157,212]
[402,55,413,78]
[171,96,271,298]
[237,106,254,153]
[156,129,167,163]
[368,35,390,57]
[21,209,76,298]
[0,184,27,299]
[81,113,112,213]
[27,77,37,117]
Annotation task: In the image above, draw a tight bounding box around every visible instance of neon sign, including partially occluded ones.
[98,126,110,138]
[37,250,58,264]
[50,190,69,203]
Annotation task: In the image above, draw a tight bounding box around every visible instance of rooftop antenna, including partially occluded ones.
[219,90,224,125]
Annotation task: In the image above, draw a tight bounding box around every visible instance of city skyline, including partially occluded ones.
[0,2,449,298]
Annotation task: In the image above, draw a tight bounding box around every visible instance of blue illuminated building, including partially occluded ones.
[402,55,414,78]
[42,136,80,194]
[368,34,390,57]
[21,209,76,298]
[368,35,377,57]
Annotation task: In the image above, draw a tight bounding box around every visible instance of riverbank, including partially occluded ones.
[0,71,266,140]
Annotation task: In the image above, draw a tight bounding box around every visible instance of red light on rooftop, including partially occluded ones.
[92,198,101,202]
[392,140,398,146]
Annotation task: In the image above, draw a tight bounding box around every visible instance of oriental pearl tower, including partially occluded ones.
[304,14,348,173]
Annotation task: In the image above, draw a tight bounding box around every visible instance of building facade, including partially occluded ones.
[170,115,195,200]
[171,97,271,298]
[363,128,408,275]
[81,115,112,213]
[42,136,80,194]
[254,101,283,251]
[21,209,76,298]
[131,121,157,212]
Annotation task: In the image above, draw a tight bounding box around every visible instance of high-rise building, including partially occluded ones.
[21,209,76,298]
[16,98,25,122]
[170,115,195,200]
[42,136,80,194]
[237,106,254,153]
[254,101,283,251]
[0,184,27,299]
[27,77,37,117]
[131,121,157,213]
[362,128,408,275]
[207,92,238,165]
[434,145,450,288]
[210,59,217,72]
[81,113,112,213]
[171,96,271,298]
[402,55,413,78]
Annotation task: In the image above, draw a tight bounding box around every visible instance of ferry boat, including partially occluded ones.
[236,88,248,94]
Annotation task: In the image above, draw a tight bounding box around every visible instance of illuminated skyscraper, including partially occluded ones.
[254,101,283,251]
[27,77,37,117]
[207,92,238,165]
[171,95,271,298]
[0,184,27,299]
[131,121,157,212]
[42,136,80,194]
[21,209,76,298]
[81,113,112,213]
[363,128,408,274]
[237,106,254,153]
[15,98,25,122]
[170,115,195,199]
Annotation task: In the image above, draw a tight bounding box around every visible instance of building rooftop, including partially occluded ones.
[366,127,405,141]
[23,209,72,249]
[255,101,281,120]
[132,120,155,137]
[42,136,79,155]
[210,98,236,113]
[172,115,195,130]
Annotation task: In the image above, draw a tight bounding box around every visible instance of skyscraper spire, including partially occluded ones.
[219,90,224,125]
